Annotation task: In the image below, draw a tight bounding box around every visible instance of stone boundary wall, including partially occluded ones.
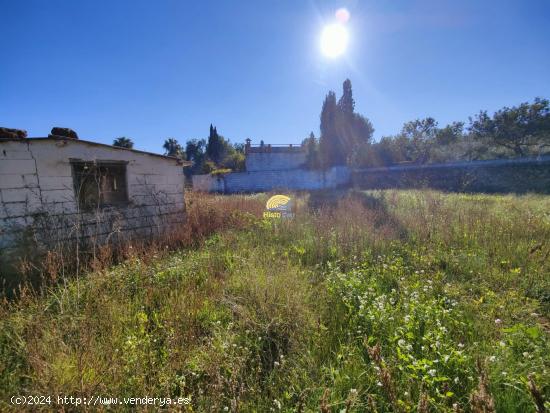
[192,174,225,193]
[193,157,550,194]
[192,166,351,193]
[352,156,550,194]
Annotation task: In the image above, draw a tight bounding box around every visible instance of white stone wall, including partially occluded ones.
[0,139,185,251]
[245,151,306,171]
[192,174,226,192]
[192,166,350,193]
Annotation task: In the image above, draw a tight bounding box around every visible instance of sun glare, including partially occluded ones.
[320,23,349,58]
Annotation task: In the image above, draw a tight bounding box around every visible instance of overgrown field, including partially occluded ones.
[1,190,549,412]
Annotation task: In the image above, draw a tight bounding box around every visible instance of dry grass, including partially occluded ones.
[1,189,549,412]
[4,192,265,299]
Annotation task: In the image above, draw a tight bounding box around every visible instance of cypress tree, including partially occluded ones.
[320,91,346,167]
[338,78,355,115]
[318,79,375,168]
[207,124,223,165]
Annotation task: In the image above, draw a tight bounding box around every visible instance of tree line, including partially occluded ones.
[306,79,550,169]
[112,124,245,175]
[112,80,550,173]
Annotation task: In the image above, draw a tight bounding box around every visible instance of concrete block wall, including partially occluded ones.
[0,139,186,252]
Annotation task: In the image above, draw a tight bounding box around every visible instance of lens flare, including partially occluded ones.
[335,8,350,24]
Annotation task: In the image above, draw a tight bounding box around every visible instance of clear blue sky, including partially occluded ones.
[2,0,549,154]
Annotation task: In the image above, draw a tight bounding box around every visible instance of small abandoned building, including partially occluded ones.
[0,130,188,260]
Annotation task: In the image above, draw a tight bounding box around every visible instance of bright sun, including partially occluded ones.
[320,23,349,58]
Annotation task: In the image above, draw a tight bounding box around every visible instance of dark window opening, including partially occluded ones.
[72,161,129,210]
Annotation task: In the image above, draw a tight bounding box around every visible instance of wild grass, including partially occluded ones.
[0,189,549,412]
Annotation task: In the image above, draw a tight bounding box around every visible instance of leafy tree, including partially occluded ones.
[113,136,134,149]
[352,114,374,144]
[200,160,216,174]
[469,98,550,157]
[435,122,464,146]
[337,79,374,153]
[233,142,246,153]
[163,138,183,157]
[185,139,206,163]
[360,97,550,168]
[400,118,438,163]
[183,138,206,175]
[187,126,246,174]
[224,142,246,171]
[222,150,245,171]
[363,119,448,167]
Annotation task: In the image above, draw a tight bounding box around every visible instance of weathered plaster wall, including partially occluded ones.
[245,151,306,171]
[192,166,351,193]
[0,139,186,252]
